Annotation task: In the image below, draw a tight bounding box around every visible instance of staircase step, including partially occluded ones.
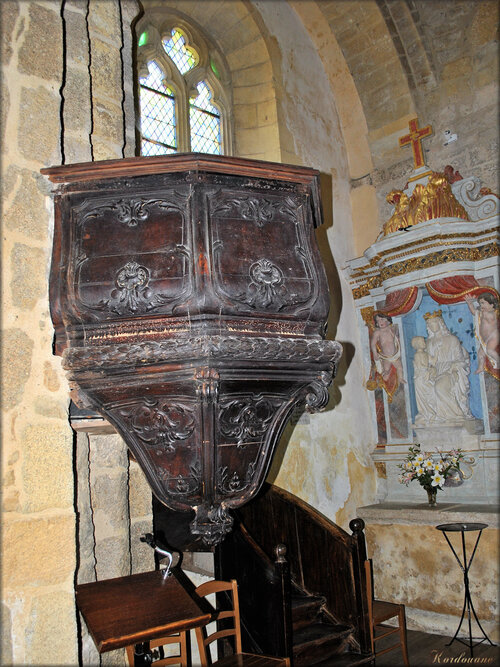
[291,593,326,630]
[293,622,354,666]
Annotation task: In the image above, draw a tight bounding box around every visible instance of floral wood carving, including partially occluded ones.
[118,398,196,453]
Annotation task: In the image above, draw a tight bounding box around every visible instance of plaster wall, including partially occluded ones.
[252,0,377,528]
[366,522,499,642]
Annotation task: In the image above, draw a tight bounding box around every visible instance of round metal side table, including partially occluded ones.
[436,522,494,658]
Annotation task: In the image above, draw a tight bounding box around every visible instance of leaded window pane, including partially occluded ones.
[162,29,197,75]
[189,82,221,154]
[139,61,176,154]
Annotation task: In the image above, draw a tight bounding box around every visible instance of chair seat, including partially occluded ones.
[373,599,403,623]
[212,653,289,666]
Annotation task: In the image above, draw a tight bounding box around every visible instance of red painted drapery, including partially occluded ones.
[426,275,498,303]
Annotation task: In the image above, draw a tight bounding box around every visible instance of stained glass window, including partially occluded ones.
[137,20,229,156]
[190,82,221,154]
[139,61,176,156]
[162,29,197,75]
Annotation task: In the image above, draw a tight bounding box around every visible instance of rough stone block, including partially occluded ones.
[92,137,122,162]
[89,0,120,40]
[442,57,473,80]
[63,70,91,138]
[65,6,90,69]
[90,37,123,102]
[1,601,13,664]
[1,328,34,410]
[90,433,128,469]
[18,3,62,81]
[470,1,499,48]
[21,422,74,512]
[25,590,78,666]
[95,535,131,580]
[130,518,154,574]
[0,0,20,66]
[1,82,9,149]
[4,168,49,240]
[93,100,125,145]
[62,135,93,164]
[92,471,129,535]
[34,396,68,420]
[10,243,47,311]
[128,461,153,519]
[18,86,61,164]
[2,514,76,588]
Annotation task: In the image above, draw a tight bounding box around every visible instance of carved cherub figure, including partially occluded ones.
[464,292,499,377]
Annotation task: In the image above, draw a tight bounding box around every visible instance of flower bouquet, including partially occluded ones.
[398,444,465,506]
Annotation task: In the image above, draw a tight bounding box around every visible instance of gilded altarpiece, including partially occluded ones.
[345,168,499,504]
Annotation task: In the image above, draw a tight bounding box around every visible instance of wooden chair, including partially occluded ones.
[365,559,409,666]
[126,632,188,666]
[194,579,290,667]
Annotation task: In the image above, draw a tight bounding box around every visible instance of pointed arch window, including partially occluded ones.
[136,21,232,156]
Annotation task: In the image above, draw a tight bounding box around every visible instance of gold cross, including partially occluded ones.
[399,118,433,169]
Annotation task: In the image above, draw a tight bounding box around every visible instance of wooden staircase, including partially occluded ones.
[216,483,374,666]
[290,587,372,665]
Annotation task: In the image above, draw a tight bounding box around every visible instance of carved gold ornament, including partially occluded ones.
[382,171,469,236]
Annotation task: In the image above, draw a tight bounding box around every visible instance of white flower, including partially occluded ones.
[415,453,424,463]
[416,466,424,475]
[431,472,444,487]
[405,461,413,470]
[423,459,434,470]
[433,461,443,472]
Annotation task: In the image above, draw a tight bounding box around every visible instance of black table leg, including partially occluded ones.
[133,641,153,666]
[438,524,494,658]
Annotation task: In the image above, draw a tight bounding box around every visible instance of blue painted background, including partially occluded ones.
[402,291,483,422]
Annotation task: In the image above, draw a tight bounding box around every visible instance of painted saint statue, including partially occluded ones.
[366,312,405,401]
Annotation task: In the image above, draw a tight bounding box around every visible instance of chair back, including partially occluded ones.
[126,632,188,666]
[194,579,242,666]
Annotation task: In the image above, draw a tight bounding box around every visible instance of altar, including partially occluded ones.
[357,502,499,642]
[346,119,499,640]
[344,120,499,507]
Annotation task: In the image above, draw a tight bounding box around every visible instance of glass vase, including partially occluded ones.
[425,487,437,506]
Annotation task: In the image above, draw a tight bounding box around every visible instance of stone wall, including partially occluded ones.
[1,1,139,664]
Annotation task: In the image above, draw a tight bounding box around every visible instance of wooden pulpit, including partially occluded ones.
[42,154,341,547]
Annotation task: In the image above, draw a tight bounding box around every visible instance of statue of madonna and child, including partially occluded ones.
[411,310,475,426]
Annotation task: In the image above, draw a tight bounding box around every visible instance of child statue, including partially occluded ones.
[411,336,437,424]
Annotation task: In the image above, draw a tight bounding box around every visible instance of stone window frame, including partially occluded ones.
[135,13,234,155]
